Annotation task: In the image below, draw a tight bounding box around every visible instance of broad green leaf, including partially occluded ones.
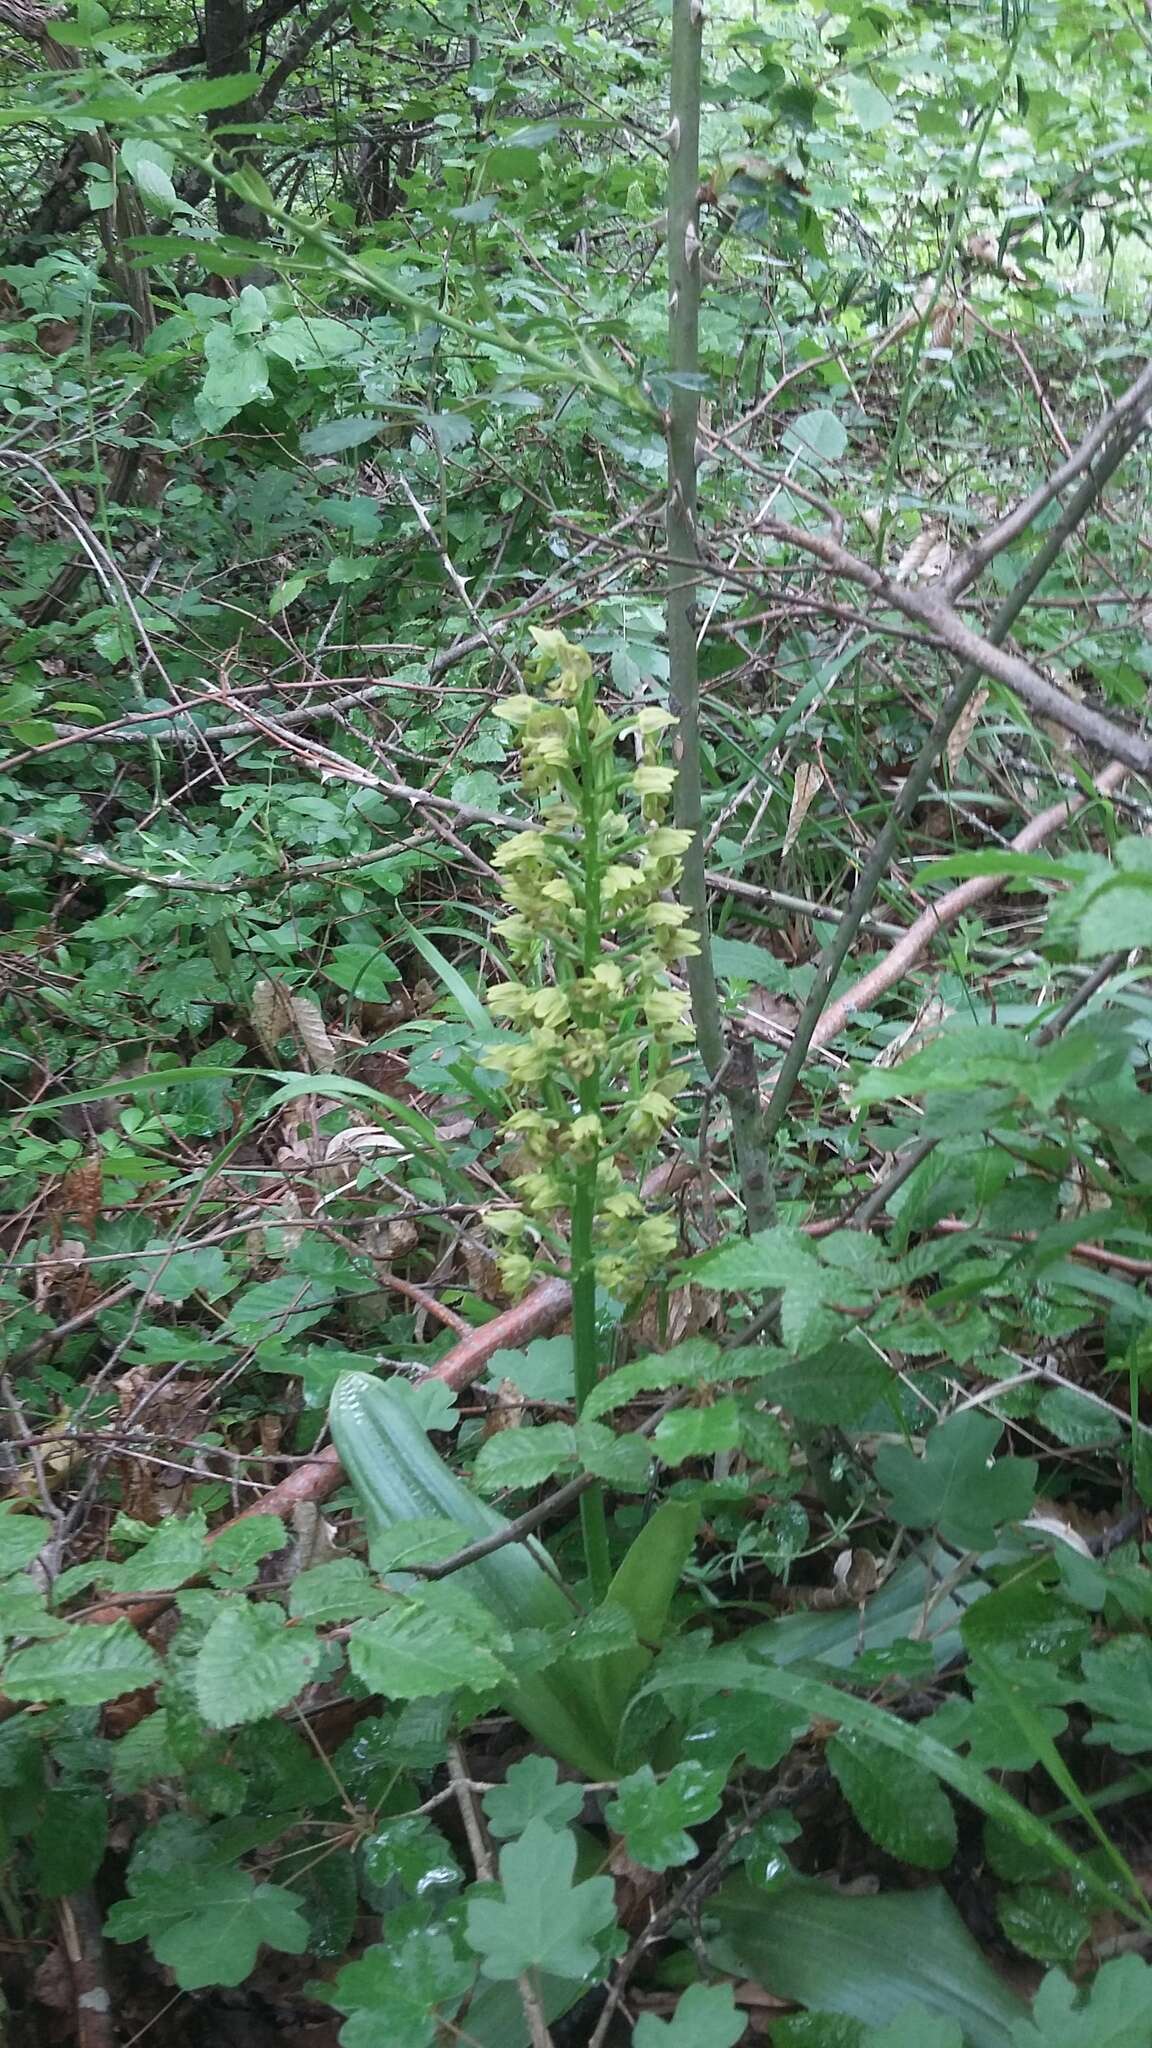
[34,1784,108,1897]
[195,324,271,431]
[300,414,384,455]
[867,2013,964,2048]
[324,942,400,1001]
[464,1818,616,1980]
[194,1602,320,1728]
[348,1605,509,1699]
[641,1653,1143,1921]
[875,1413,1036,1550]
[633,1983,745,2046]
[841,76,894,131]
[786,408,849,465]
[484,1756,584,1839]
[105,1866,307,1989]
[4,1622,162,1706]
[0,1507,47,1577]
[708,1876,1026,2046]
[1008,1956,1152,2046]
[605,1761,725,1870]
[829,1728,957,1869]
[288,1558,391,1624]
[757,1340,892,1425]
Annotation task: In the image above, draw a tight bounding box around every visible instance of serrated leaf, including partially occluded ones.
[576,1420,651,1490]
[829,1728,957,1869]
[652,1400,741,1466]
[100,1513,209,1592]
[4,1622,162,1705]
[634,1983,746,2046]
[997,1883,1089,1965]
[875,1413,1036,1550]
[194,1603,320,1727]
[473,1422,577,1494]
[606,1761,725,1870]
[348,1605,509,1698]
[582,1340,728,1421]
[465,1817,616,1980]
[758,1341,893,1425]
[483,1755,584,1838]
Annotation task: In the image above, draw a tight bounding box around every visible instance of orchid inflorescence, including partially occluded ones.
[482,628,695,1301]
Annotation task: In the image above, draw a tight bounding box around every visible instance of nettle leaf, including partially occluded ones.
[99,1512,209,1593]
[289,1558,391,1625]
[829,1729,957,1869]
[1009,1955,1152,2046]
[652,1400,741,1466]
[1078,1635,1152,1753]
[606,1762,726,1871]
[0,1505,48,1576]
[105,1865,307,1989]
[473,1422,577,1494]
[208,1515,288,1586]
[483,1755,584,1839]
[875,1413,1036,1550]
[583,1340,731,1421]
[4,1622,162,1705]
[326,1913,475,2048]
[194,1603,320,1728]
[465,1818,617,1980]
[576,1420,651,1490]
[758,1341,893,1425]
[348,1604,509,1698]
[634,1982,746,2047]
[997,1883,1090,1965]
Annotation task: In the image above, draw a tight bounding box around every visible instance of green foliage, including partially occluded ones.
[3,0,1152,2033]
[464,1818,617,1981]
[875,1414,1037,1551]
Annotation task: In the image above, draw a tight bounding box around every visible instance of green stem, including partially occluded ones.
[571,1161,611,1600]
[569,680,611,1600]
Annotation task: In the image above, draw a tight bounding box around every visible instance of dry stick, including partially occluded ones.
[756,364,1152,1158]
[57,1890,117,2048]
[447,1741,555,2048]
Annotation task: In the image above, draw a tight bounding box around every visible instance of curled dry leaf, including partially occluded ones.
[783,760,825,857]
[871,993,950,1072]
[946,686,988,775]
[290,993,338,1073]
[894,525,953,586]
[250,976,294,1058]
